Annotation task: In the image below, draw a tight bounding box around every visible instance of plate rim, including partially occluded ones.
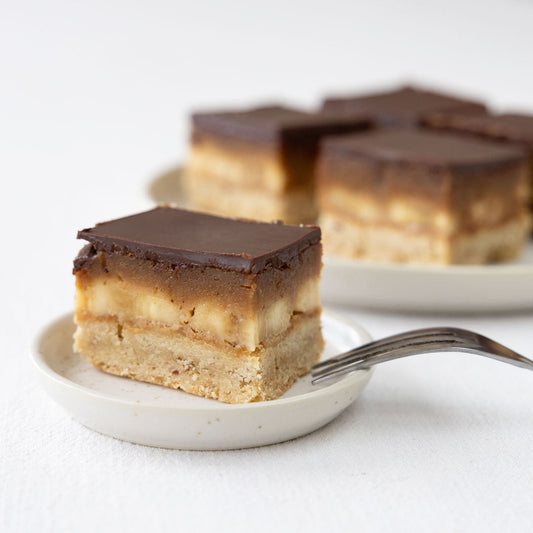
[31,309,373,413]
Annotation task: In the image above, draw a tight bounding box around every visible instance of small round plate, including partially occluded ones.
[31,311,373,450]
[322,245,533,313]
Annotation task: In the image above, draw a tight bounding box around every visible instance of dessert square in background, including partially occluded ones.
[184,105,370,224]
[317,129,530,263]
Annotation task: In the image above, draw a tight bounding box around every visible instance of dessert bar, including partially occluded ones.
[317,129,530,264]
[73,207,323,403]
[322,85,487,128]
[184,105,370,224]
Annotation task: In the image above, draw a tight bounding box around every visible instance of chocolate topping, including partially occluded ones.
[425,112,533,149]
[322,129,527,171]
[322,86,487,127]
[75,207,321,274]
[73,244,97,272]
[192,105,370,144]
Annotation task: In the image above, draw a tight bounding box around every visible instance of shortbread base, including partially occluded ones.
[320,212,530,264]
[74,313,323,404]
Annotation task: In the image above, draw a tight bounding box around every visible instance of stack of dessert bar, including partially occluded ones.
[184,86,532,265]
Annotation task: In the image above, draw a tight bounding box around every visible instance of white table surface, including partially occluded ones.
[2,1,533,531]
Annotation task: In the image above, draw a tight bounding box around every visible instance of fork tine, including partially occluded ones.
[459,329,533,369]
[312,334,473,383]
[313,327,469,373]
[312,326,533,385]
[312,336,473,384]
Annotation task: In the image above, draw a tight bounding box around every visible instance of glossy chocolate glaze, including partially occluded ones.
[322,86,487,127]
[192,105,370,144]
[322,129,527,171]
[425,112,533,149]
[74,207,321,274]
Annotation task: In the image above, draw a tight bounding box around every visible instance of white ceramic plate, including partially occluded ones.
[31,311,372,450]
[321,244,533,313]
[149,166,533,313]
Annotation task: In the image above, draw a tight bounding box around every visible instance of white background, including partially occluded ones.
[2,1,533,531]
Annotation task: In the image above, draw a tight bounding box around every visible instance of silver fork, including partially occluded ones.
[312,326,533,384]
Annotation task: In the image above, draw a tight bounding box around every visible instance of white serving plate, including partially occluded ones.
[321,243,533,313]
[31,311,372,450]
[149,166,533,313]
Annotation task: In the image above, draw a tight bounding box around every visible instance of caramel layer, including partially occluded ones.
[75,244,322,350]
[75,275,320,350]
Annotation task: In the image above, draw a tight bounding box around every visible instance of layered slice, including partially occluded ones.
[322,85,487,128]
[73,207,323,403]
[317,129,530,264]
[184,105,369,224]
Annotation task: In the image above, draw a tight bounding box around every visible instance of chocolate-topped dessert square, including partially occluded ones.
[184,105,370,224]
[73,207,323,403]
[425,112,533,207]
[317,129,530,264]
[321,86,487,127]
